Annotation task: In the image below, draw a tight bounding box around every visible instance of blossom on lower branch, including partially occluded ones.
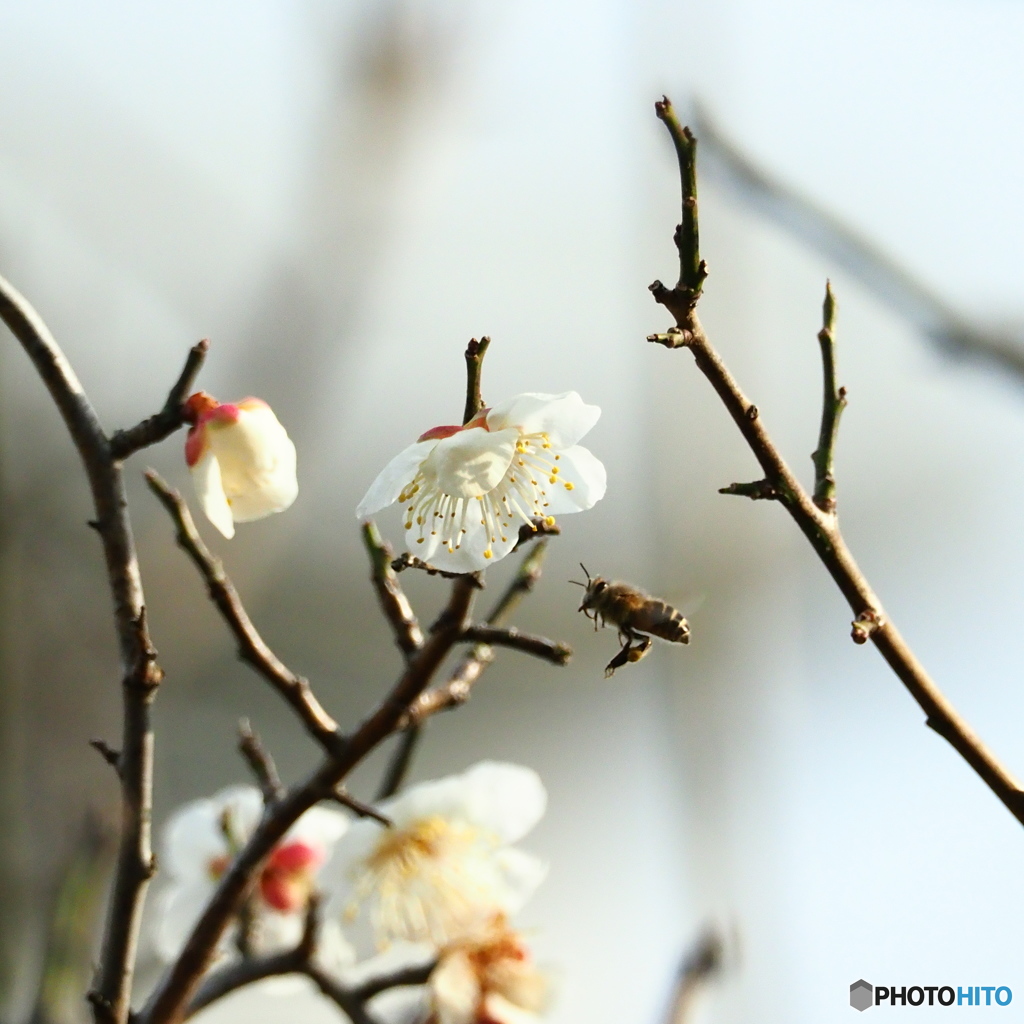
[153,785,349,962]
[325,762,548,948]
[184,391,298,539]
[356,392,606,572]
[428,918,547,1024]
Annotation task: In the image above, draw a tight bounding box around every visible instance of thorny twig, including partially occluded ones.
[648,96,1024,828]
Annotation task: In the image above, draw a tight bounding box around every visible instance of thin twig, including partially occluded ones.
[403,541,551,728]
[648,98,1024,828]
[332,788,393,827]
[462,626,571,665]
[140,576,479,1024]
[362,521,424,658]
[237,721,284,806]
[655,97,707,309]
[144,471,344,757]
[390,553,486,585]
[108,340,209,460]
[375,725,422,801]
[811,282,846,512]
[463,336,491,424]
[0,273,162,1024]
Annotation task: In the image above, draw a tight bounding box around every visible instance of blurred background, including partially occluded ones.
[3,1,1024,1022]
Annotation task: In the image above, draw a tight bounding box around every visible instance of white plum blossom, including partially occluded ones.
[154,785,349,963]
[427,918,547,1024]
[184,391,298,539]
[325,762,548,948]
[356,392,606,572]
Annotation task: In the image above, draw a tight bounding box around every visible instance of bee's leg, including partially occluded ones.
[604,642,632,677]
[626,635,653,665]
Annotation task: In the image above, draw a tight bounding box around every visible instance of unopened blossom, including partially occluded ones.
[154,785,348,962]
[356,392,605,572]
[326,762,547,948]
[428,918,547,1024]
[184,391,298,539]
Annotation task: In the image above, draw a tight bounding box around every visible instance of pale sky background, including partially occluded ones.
[2,2,1024,1024]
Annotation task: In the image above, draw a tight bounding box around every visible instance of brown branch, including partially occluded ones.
[403,541,551,728]
[185,897,425,1024]
[462,626,571,665]
[648,101,1024,828]
[0,273,163,1024]
[237,721,284,806]
[140,576,478,1024]
[463,336,491,424]
[331,788,393,827]
[362,521,423,658]
[108,340,209,460]
[144,471,344,757]
[390,552,486,586]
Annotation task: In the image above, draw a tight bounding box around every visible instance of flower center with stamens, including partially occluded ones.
[397,429,575,559]
[349,816,500,945]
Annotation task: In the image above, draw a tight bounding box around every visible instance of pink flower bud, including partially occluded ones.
[184,391,298,538]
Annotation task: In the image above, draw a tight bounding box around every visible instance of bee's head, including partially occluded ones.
[570,563,607,614]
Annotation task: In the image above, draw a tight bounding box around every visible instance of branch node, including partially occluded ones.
[746,404,759,421]
[718,479,778,501]
[646,325,690,349]
[851,609,883,645]
[90,739,121,773]
[109,338,210,459]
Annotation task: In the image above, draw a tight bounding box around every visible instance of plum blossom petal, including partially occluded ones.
[325,762,547,948]
[190,448,235,539]
[486,391,599,450]
[357,441,438,519]
[185,393,297,538]
[526,445,606,515]
[355,391,605,572]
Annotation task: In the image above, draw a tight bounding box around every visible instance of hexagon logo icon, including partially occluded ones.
[850,979,873,1012]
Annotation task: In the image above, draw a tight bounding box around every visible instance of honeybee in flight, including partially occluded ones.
[571,564,690,677]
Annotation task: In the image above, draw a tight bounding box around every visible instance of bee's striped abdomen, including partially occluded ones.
[638,601,690,644]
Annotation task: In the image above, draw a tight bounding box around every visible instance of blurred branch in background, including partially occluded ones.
[28,816,115,1024]
[691,99,1024,384]
[662,928,724,1024]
